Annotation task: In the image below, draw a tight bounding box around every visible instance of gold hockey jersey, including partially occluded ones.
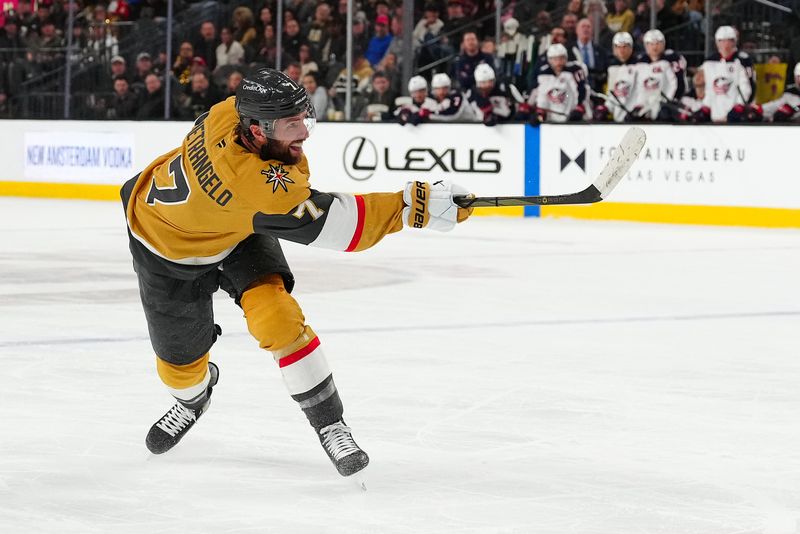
[123,97,405,266]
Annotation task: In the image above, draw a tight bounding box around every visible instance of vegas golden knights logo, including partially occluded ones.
[262,164,295,193]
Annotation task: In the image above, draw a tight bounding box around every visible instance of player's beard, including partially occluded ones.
[261,138,302,164]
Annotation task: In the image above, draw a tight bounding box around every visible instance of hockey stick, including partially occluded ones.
[510,84,572,118]
[659,91,694,116]
[736,85,749,106]
[453,126,646,208]
[508,83,526,104]
[592,88,635,120]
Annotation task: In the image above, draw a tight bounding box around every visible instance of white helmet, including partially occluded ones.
[795,62,800,78]
[503,17,519,35]
[473,63,496,83]
[715,25,737,42]
[431,73,451,89]
[612,32,633,47]
[643,29,665,44]
[407,75,427,93]
[546,43,568,59]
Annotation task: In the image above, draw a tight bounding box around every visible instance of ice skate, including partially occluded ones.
[146,362,219,454]
[318,420,369,477]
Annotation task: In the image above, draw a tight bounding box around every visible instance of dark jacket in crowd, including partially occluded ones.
[193,37,220,71]
[137,87,177,119]
[182,86,223,119]
[109,91,141,119]
[453,51,495,91]
[570,40,610,93]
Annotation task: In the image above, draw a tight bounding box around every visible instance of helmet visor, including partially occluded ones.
[265,103,316,141]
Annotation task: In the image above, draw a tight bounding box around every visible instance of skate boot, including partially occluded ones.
[318,420,369,476]
[146,362,219,454]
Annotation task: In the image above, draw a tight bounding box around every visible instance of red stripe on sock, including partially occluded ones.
[278,336,321,368]
[345,195,365,252]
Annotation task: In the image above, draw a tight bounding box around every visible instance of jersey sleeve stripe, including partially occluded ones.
[345,195,366,252]
[307,193,358,250]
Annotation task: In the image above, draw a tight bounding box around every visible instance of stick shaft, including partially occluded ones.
[454,185,601,208]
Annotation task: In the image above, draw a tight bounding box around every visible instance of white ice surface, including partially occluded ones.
[1,198,799,534]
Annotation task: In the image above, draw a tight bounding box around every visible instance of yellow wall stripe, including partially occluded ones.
[541,202,800,228]
[0,181,525,217]
[9,182,796,227]
[473,206,523,217]
[0,181,120,201]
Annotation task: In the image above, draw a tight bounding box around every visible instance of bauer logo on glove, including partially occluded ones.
[402,180,474,232]
[410,181,430,228]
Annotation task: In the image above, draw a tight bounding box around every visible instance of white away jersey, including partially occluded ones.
[633,51,685,120]
[701,50,755,122]
[762,86,800,121]
[606,58,638,122]
[466,84,514,122]
[529,62,587,123]
[393,96,437,117]
[430,90,474,121]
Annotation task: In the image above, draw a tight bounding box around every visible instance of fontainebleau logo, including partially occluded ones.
[343,137,378,181]
[560,148,586,172]
[261,163,295,193]
[342,136,502,181]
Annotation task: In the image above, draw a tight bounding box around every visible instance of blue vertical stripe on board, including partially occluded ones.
[524,124,540,217]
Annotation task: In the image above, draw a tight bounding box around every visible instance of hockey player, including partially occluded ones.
[603,31,638,122]
[679,69,709,122]
[631,29,686,121]
[528,43,588,123]
[121,68,473,478]
[761,62,800,122]
[699,26,756,122]
[428,72,473,121]
[466,63,514,125]
[394,74,437,125]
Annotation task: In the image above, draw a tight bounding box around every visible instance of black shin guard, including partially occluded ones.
[291,374,343,431]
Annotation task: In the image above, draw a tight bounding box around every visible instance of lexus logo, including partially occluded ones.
[343,137,378,181]
[342,136,503,180]
[560,148,586,172]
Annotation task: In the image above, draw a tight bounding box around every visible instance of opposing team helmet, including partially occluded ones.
[714,25,737,42]
[546,43,568,59]
[236,68,315,141]
[612,32,634,47]
[431,73,452,89]
[474,63,496,83]
[643,29,665,44]
[408,75,428,93]
[503,17,519,35]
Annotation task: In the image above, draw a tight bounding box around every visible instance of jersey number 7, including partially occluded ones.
[146,155,191,206]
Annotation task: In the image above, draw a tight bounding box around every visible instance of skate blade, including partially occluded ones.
[349,467,368,492]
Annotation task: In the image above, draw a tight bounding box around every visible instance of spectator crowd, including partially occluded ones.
[0,0,799,123]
